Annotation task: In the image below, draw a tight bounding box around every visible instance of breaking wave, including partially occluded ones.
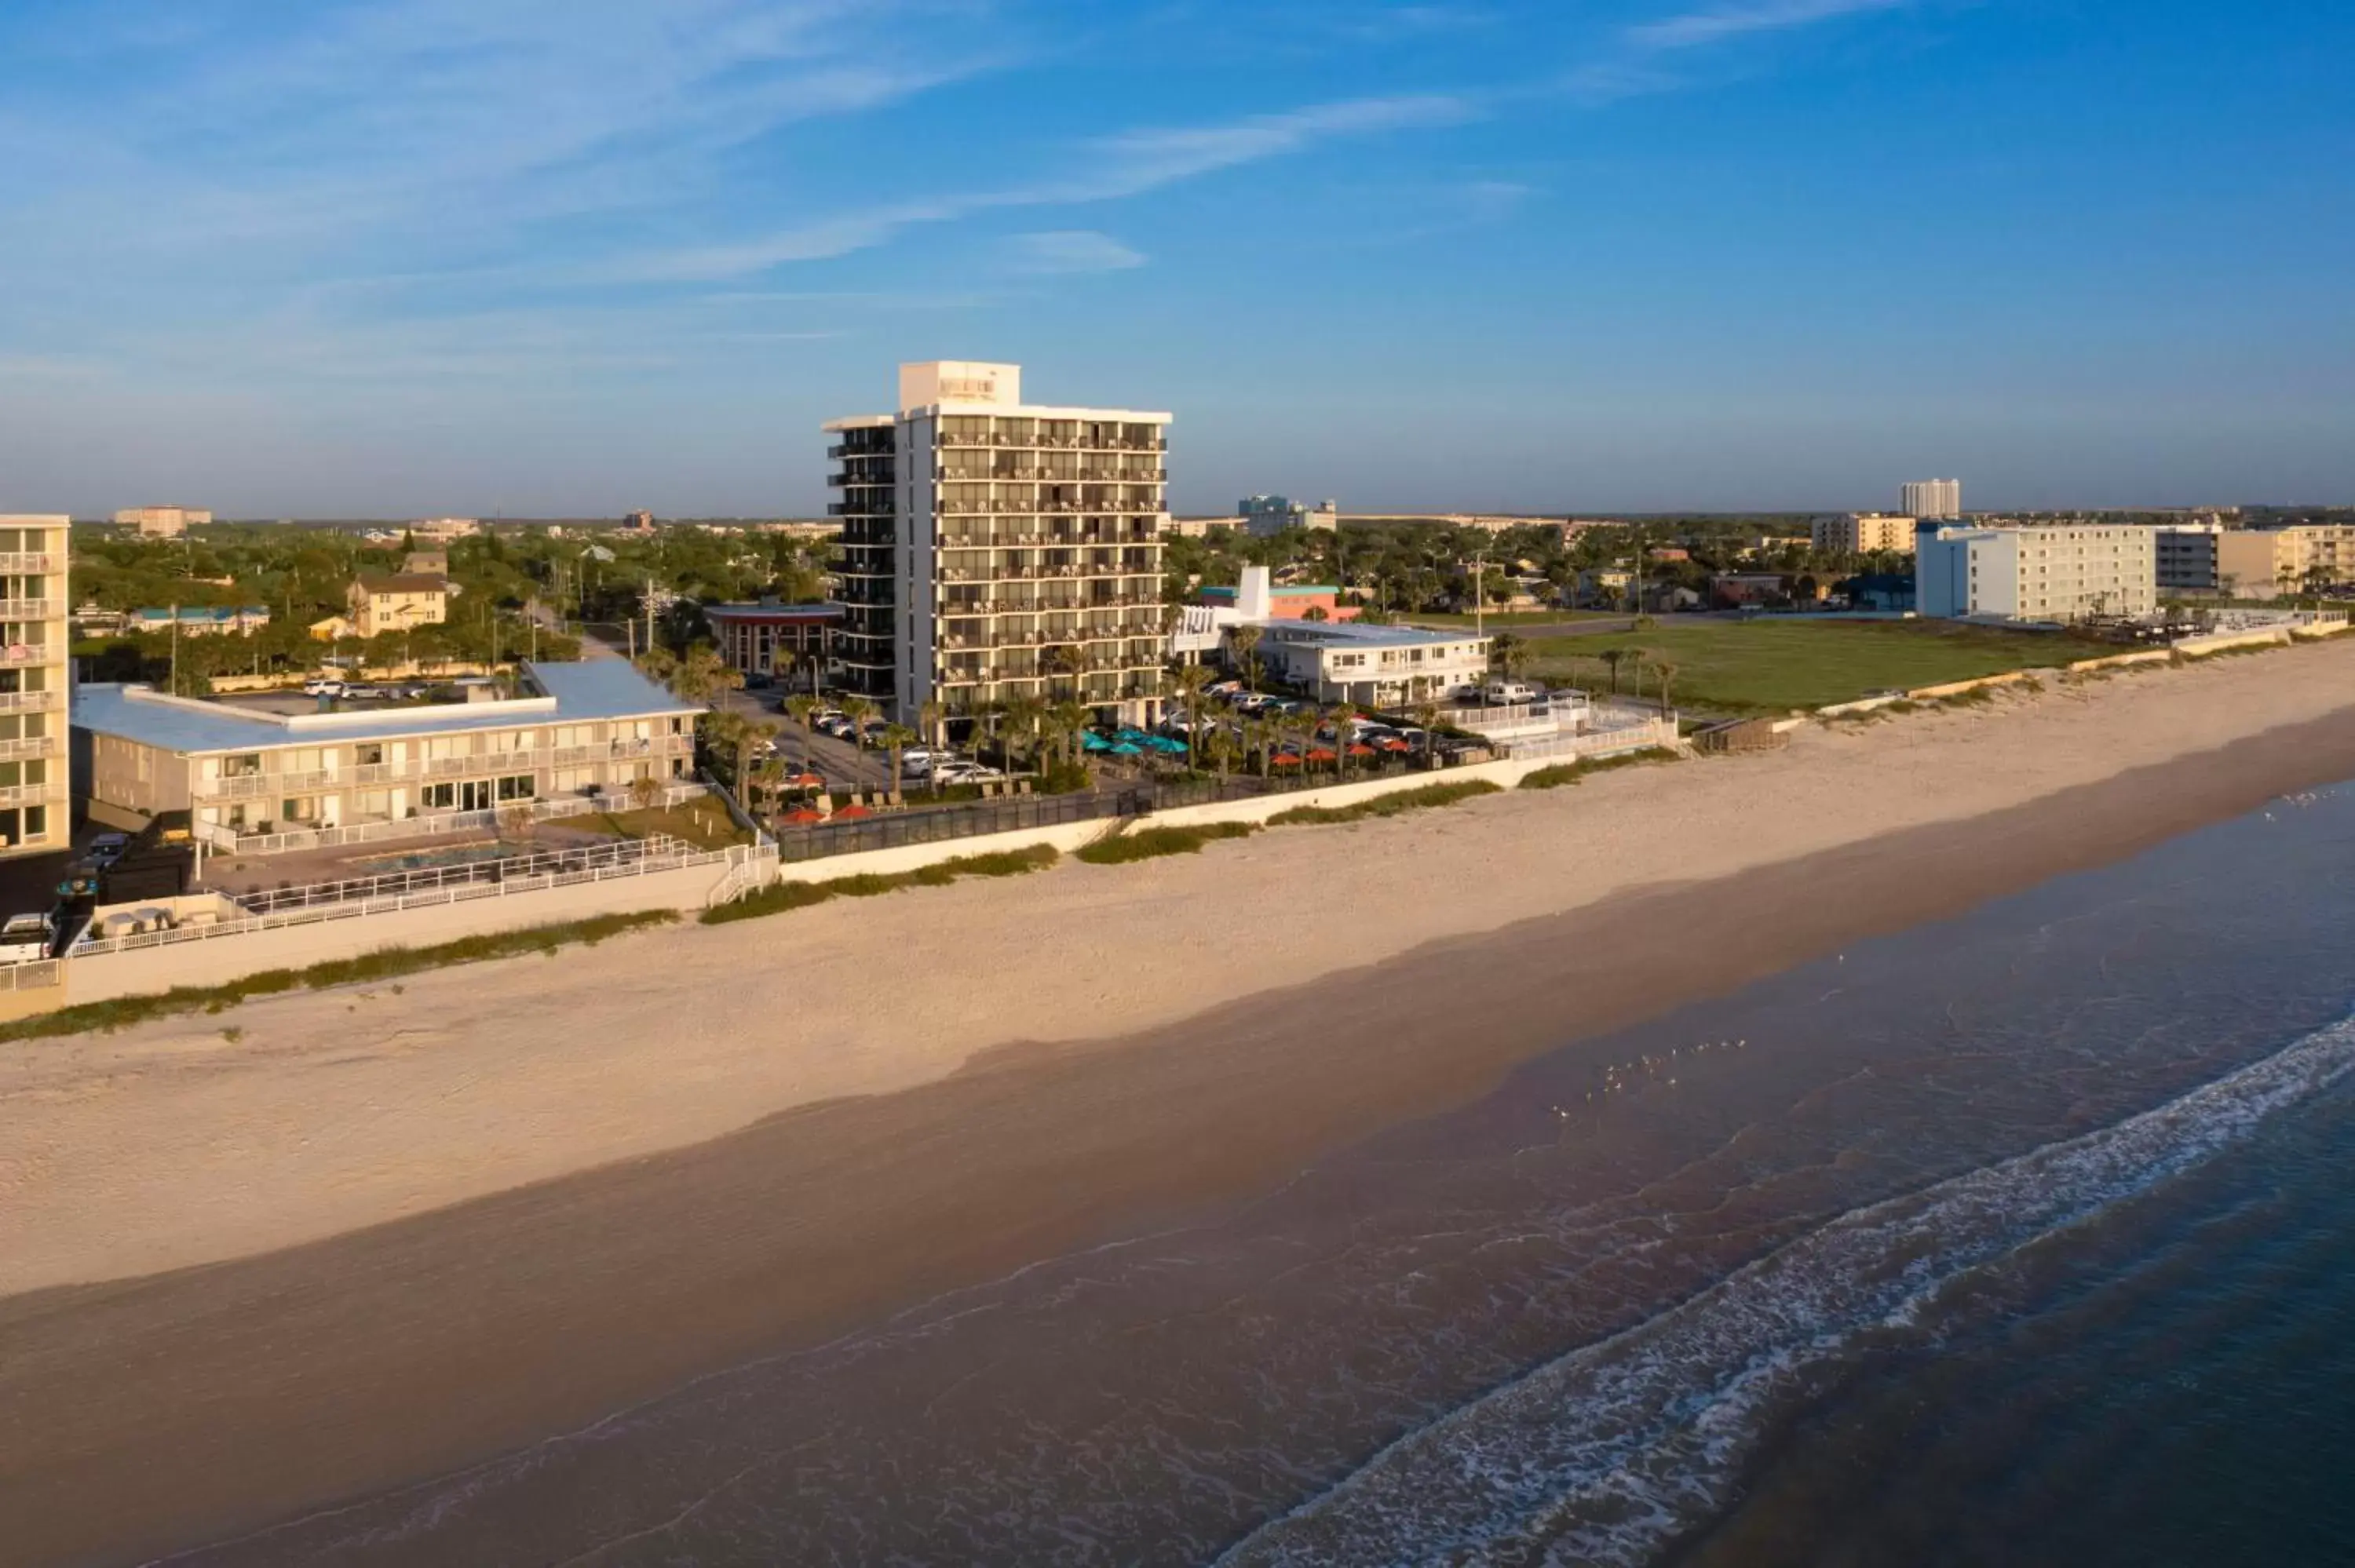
[1218,1014,2355,1566]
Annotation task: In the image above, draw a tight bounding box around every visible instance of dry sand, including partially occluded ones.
[8,639,2355,1300]
[8,639,2355,1568]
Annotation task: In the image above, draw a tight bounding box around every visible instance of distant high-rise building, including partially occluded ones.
[1813,513,1919,555]
[823,361,1172,725]
[0,514,69,858]
[114,505,210,537]
[1901,479,1962,520]
[1236,496,1338,538]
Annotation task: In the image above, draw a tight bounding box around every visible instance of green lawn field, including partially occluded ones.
[1522,618,2097,714]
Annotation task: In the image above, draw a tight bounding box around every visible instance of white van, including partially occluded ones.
[1482,681,1541,706]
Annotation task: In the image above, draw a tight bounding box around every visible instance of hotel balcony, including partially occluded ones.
[0,735,55,762]
[0,644,60,666]
[0,554,57,574]
[0,783,55,808]
[0,600,54,622]
[0,689,58,713]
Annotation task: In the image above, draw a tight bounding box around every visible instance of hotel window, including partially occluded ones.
[496,775,534,801]
[422,782,457,809]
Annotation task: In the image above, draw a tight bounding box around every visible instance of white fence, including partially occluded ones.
[196,782,712,855]
[74,841,758,958]
[0,960,62,993]
[1497,713,1681,762]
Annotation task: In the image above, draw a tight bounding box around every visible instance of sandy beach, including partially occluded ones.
[9,637,2355,1566]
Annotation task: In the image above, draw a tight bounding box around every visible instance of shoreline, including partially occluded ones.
[9,642,2355,1304]
[2,663,2355,1562]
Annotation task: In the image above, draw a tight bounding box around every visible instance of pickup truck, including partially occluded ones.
[0,912,55,964]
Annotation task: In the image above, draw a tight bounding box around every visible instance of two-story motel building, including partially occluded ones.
[73,660,698,846]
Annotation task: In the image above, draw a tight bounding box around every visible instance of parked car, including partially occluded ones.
[897,748,944,779]
[85,832,133,868]
[0,912,55,965]
[301,676,346,697]
[744,671,774,690]
[932,761,1005,786]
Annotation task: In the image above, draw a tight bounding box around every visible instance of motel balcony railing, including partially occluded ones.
[0,644,59,665]
[0,600,56,621]
[0,554,57,574]
[0,783,54,808]
[197,738,688,799]
[0,689,58,713]
[0,736,56,762]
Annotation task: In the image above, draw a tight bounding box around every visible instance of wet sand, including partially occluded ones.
[9,701,2355,1567]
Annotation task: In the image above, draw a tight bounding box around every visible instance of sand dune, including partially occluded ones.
[7,639,2355,1299]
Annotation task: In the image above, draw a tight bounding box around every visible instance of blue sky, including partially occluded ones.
[2,0,2349,517]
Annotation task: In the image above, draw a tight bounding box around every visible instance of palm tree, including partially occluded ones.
[1413,699,1440,769]
[783,693,820,768]
[1324,702,1354,779]
[1047,698,1092,781]
[1167,662,1212,766]
[999,691,1046,772]
[918,697,947,753]
[1599,647,1628,698]
[738,717,780,804]
[1652,659,1679,718]
[1228,624,1263,692]
[700,708,746,790]
[879,723,917,795]
[636,645,680,687]
[1491,632,1531,683]
[839,694,876,760]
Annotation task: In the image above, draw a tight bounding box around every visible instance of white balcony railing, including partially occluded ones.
[0,644,58,665]
[0,554,56,574]
[0,689,57,713]
[194,737,691,798]
[0,783,53,808]
[0,736,55,762]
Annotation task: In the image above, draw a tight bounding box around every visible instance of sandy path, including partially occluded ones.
[6,639,2355,1296]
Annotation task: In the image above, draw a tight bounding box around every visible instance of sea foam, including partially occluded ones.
[1217,1014,2355,1566]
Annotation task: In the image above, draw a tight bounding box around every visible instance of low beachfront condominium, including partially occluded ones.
[1918,523,2157,623]
[2214,523,2355,600]
[1812,512,1918,555]
[0,516,69,858]
[73,659,697,848]
[2154,521,2222,594]
[825,361,1170,727]
[1249,620,1492,708]
[1900,479,1962,520]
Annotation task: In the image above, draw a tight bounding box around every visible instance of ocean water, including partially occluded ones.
[170,783,2355,1566]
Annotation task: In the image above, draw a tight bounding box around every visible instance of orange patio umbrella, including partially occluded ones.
[783,808,826,825]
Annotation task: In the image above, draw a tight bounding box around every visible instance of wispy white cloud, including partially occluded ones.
[1007,231,1147,274]
[613,92,1477,280]
[1627,0,1915,53]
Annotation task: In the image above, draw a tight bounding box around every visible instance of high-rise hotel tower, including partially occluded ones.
[0,515,69,857]
[824,363,1172,727]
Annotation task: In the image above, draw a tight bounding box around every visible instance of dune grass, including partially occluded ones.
[1517,748,1682,789]
[1074,822,1260,864]
[701,844,1060,923]
[0,910,678,1044]
[1267,779,1503,826]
